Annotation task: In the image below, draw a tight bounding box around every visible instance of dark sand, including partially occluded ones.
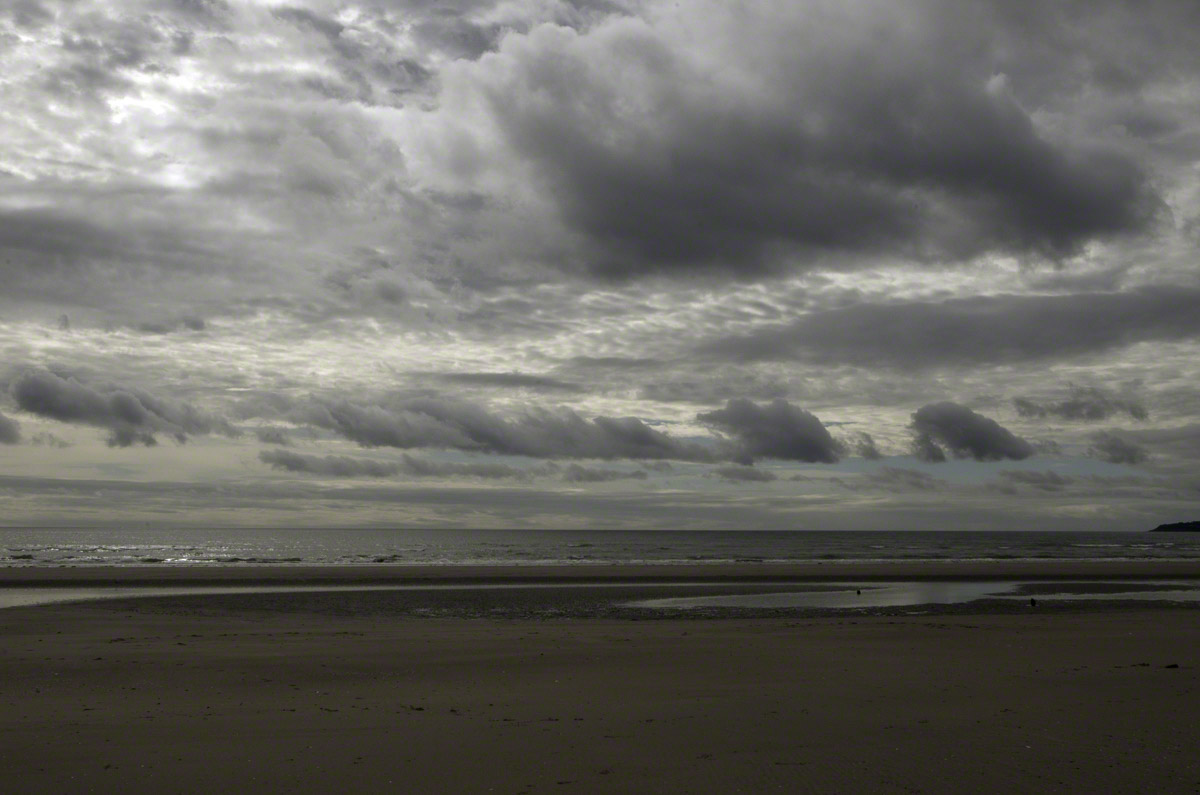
[2,562,1199,793]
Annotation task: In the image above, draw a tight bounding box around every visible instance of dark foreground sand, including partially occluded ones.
[2,564,1199,793]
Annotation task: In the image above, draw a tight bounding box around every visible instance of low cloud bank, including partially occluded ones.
[260,449,540,480]
[12,369,236,447]
[293,397,715,462]
[562,464,648,483]
[713,465,778,483]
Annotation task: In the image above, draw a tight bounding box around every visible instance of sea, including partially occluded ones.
[1,528,1197,567]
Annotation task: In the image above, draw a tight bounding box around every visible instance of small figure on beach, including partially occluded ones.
[1030,597,1037,608]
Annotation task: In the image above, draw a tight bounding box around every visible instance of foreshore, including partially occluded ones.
[4,558,1200,586]
[2,561,1198,793]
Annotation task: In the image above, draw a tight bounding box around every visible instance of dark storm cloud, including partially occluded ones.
[1014,386,1148,421]
[562,463,647,483]
[479,1,1163,279]
[290,399,470,450]
[910,402,1034,463]
[1,0,1197,533]
[713,465,777,484]
[11,369,236,447]
[430,372,583,392]
[699,287,1200,368]
[260,448,539,480]
[696,399,842,464]
[0,411,20,444]
[1088,431,1148,465]
[292,397,713,461]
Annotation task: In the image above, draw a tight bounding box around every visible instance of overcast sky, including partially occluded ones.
[1,0,1198,530]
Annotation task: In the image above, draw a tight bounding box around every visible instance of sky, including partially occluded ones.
[1,0,1198,531]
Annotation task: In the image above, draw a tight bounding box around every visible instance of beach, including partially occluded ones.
[2,563,1199,793]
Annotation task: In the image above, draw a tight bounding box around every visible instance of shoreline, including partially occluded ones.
[4,560,1200,619]
[2,559,1200,587]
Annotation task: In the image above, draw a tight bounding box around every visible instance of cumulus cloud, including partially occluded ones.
[697,399,842,464]
[291,396,714,461]
[1088,431,1148,465]
[910,402,1035,462]
[713,465,777,484]
[1014,385,1147,421]
[442,0,1164,279]
[0,411,20,444]
[11,369,235,447]
[698,287,1200,369]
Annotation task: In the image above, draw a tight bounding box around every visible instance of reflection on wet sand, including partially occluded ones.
[627,581,1200,610]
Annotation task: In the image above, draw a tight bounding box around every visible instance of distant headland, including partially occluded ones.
[1150,521,1200,532]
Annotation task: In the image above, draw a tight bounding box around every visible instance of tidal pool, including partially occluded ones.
[626,580,1200,610]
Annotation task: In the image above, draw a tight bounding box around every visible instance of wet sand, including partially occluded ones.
[2,563,1199,793]
[4,558,1200,586]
